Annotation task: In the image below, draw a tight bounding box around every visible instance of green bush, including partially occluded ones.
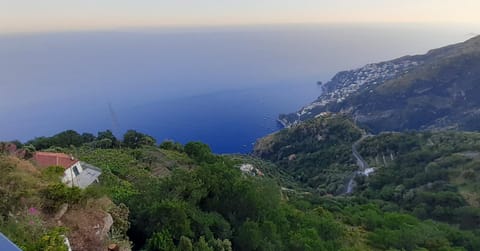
[41,183,83,213]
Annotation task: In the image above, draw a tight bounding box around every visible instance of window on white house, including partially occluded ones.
[73,166,80,176]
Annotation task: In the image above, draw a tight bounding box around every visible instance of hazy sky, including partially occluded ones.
[1,0,480,33]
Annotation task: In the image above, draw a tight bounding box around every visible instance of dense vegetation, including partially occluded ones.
[73,142,354,250]
[253,115,480,250]
[66,140,480,250]
[356,131,480,230]
[2,119,480,250]
[25,129,156,150]
[254,115,362,194]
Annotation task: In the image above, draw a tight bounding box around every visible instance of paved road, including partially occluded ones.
[344,134,373,194]
[352,134,373,171]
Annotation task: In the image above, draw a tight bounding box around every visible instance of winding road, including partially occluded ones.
[344,134,373,194]
[352,135,372,170]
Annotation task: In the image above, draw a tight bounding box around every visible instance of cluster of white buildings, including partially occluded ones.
[292,59,422,122]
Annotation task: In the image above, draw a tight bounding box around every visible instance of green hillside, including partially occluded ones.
[356,131,480,229]
[254,114,363,194]
[2,123,480,250]
[254,115,480,250]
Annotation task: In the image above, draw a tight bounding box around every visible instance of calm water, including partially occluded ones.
[1,24,477,153]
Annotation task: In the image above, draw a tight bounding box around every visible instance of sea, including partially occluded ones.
[0,23,477,153]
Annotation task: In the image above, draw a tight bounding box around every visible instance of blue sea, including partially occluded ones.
[1,24,477,153]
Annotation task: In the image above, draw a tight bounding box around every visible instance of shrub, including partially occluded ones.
[0,208,68,251]
[41,183,83,213]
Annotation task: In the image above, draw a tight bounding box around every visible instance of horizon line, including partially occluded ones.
[1,21,479,36]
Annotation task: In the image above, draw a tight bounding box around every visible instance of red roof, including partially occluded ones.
[33,152,78,169]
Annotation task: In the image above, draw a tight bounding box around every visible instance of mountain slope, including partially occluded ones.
[356,131,480,229]
[280,35,480,132]
[254,115,480,237]
[254,114,363,194]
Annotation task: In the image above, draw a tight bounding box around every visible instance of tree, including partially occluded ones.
[234,221,262,251]
[26,136,54,150]
[184,142,215,163]
[193,236,213,251]
[52,130,83,147]
[123,130,156,148]
[209,239,232,251]
[160,141,174,150]
[81,133,96,143]
[178,236,193,251]
[146,230,175,251]
[140,135,157,147]
[98,130,116,141]
[97,130,118,148]
[159,141,184,152]
[123,130,144,148]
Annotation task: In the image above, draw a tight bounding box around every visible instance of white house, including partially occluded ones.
[33,152,102,188]
[239,164,264,177]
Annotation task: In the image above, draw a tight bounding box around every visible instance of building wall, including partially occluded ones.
[62,161,83,186]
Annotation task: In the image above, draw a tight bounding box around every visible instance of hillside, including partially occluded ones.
[279,35,480,132]
[254,115,480,247]
[356,131,480,229]
[4,128,480,250]
[0,154,130,251]
[254,114,363,194]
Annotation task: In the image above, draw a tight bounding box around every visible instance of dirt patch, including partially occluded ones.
[58,204,112,251]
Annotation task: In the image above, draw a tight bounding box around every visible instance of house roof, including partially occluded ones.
[33,152,78,169]
[74,162,102,189]
[0,233,22,251]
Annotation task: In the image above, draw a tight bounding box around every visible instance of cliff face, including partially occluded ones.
[280,35,480,132]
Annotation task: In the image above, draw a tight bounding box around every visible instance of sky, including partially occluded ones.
[1,0,480,33]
